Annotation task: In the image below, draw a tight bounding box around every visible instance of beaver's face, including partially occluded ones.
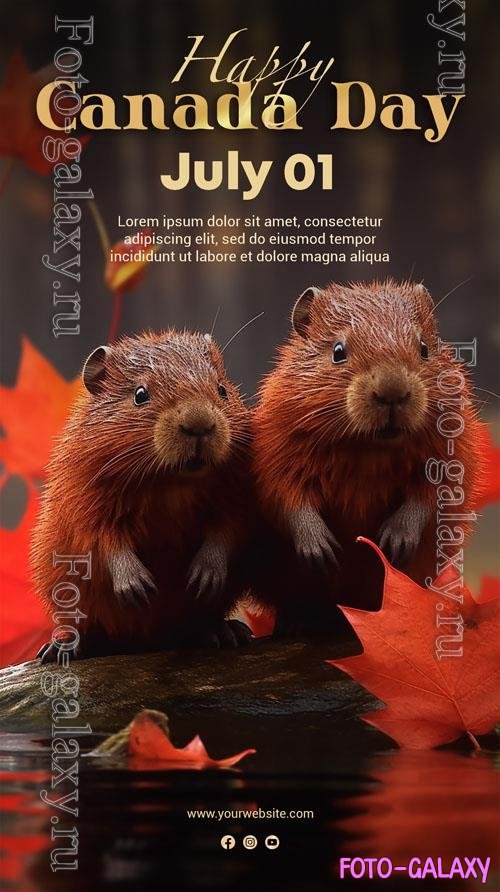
[82,330,247,479]
[344,340,429,441]
[153,392,231,473]
[291,280,441,445]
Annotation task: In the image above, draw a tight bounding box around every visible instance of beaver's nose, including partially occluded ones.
[372,388,411,407]
[180,422,215,438]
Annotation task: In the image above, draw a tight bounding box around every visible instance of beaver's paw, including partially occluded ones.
[289,507,342,571]
[36,639,83,663]
[187,541,228,601]
[378,506,423,568]
[110,550,157,607]
[222,619,253,647]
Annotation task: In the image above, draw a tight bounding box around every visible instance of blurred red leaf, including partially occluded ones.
[238,604,275,638]
[476,423,500,507]
[128,710,255,769]
[0,340,80,666]
[0,50,69,175]
[0,338,81,482]
[105,229,153,294]
[479,576,500,602]
[0,487,51,668]
[329,539,500,749]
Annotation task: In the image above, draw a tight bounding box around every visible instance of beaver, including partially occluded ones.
[31,329,252,659]
[249,279,483,636]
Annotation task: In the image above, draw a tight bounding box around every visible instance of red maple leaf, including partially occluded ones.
[329,539,500,749]
[127,710,255,770]
[0,338,81,482]
[476,423,500,507]
[0,488,51,668]
[479,576,500,602]
[0,50,67,175]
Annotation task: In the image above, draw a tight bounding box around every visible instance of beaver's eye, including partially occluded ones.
[134,385,150,406]
[420,340,429,360]
[218,383,229,400]
[332,341,347,364]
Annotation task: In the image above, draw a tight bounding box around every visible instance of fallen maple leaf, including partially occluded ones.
[92,709,256,770]
[0,487,51,668]
[329,539,500,749]
[0,338,81,482]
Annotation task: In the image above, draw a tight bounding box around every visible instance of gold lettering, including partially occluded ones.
[79,94,120,130]
[331,81,376,130]
[380,93,420,130]
[36,80,76,131]
[123,94,169,130]
[262,93,301,129]
[172,94,214,129]
[217,83,257,130]
[172,30,247,83]
[423,94,464,142]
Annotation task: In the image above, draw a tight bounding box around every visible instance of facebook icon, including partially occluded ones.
[220,835,236,850]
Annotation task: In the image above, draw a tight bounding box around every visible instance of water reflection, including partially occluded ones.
[0,765,50,892]
[0,735,498,892]
[337,749,500,864]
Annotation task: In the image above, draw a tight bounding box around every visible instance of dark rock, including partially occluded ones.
[0,639,387,771]
[0,638,371,730]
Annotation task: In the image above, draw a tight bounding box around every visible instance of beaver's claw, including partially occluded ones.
[289,506,342,571]
[109,550,157,607]
[378,501,427,568]
[187,541,228,601]
[36,639,83,663]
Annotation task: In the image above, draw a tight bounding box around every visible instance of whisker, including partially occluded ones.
[221,312,265,354]
[424,276,473,325]
[83,443,150,490]
[298,401,345,425]
[473,385,500,400]
[210,305,222,337]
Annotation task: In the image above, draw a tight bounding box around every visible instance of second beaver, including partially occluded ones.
[250,279,483,635]
[31,328,252,659]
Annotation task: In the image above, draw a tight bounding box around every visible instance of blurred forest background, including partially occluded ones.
[0,0,498,587]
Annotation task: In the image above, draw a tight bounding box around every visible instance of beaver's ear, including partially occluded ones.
[202,332,217,361]
[203,332,225,375]
[292,286,321,338]
[414,282,434,311]
[82,345,112,394]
